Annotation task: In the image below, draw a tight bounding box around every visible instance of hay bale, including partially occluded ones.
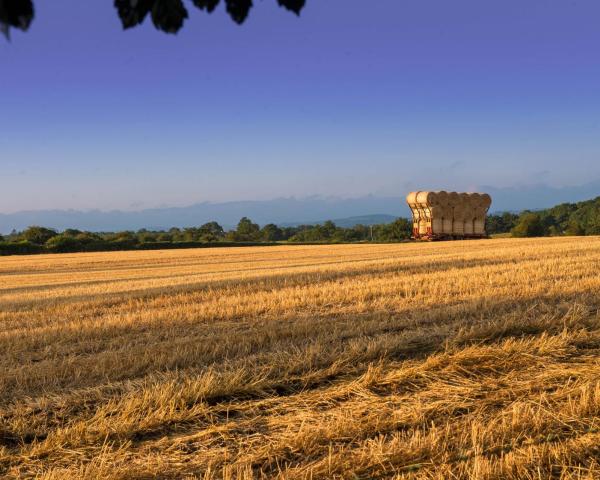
[480,193,492,211]
[406,191,421,221]
[406,191,419,205]
[474,193,491,235]
[406,189,492,238]
[429,206,444,235]
[450,193,468,235]
[463,193,479,235]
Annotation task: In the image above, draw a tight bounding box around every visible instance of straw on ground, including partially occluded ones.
[1,238,600,479]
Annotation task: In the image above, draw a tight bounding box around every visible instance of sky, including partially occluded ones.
[2,0,600,213]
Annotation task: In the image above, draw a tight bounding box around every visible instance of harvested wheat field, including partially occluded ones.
[2,237,600,479]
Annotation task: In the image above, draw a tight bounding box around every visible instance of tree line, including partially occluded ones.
[485,196,600,237]
[0,217,413,255]
[2,196,599,255]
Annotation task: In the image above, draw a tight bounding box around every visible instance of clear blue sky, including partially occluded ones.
[2,0,600,213]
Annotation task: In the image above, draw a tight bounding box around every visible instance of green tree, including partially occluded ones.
[78,232,103,242]
[261,223,283,241]
[280,227,298,241]
[511,213,546,238]
[388,218,411,240]
[371,219,409,242]
[182,227,198,241]
[540,213,558,234]
[232,217,260,241]
[156,232,174,242]
[137,229,158,243]
[22,226,58,245]
[45,234,83,253]
[321,221,337,239]
[289,224,325,242]
[110,231,139,244]
[486,212,519,235]
[198,221,225,241]
[565,220,585,236]
[168,227,184,241]
[349,224,370,242]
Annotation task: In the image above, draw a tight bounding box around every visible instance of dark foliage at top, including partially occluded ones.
[0,0,33,39]
[1,0,305,38]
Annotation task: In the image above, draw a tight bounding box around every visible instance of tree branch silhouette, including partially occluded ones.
[1,0,305,39]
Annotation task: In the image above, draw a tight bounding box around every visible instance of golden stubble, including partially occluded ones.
[1,237,600,479]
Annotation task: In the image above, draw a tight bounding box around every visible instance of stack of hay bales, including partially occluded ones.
[406,191,492,240]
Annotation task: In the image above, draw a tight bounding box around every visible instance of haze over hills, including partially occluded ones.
[1,181,599,233]
[281,215,400,228]
[0,197,407,233]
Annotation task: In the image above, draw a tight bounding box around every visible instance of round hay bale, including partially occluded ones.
[406,191,419,206]
[480,193,492,211]
[429,206,444,216]
[430,191,448,235]
[406,191,421,222]
[439,192,454,226]
[463,194,476,235]
[474,218,486,235]
[453,193,469,219]
[450,193,470,235]
[447,191,460,207]
[416,191,435,207]
[434,191,448,205]
[468,192,481,210]
[442,217,454,234]
[465,193,480,218]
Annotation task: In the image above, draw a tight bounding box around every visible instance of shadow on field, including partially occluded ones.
[2,253,527,309]
[2,288,598,408]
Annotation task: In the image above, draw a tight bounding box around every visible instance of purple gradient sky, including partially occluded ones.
[2,0,600,213]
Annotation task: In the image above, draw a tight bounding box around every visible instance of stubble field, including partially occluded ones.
[2,237,600,479]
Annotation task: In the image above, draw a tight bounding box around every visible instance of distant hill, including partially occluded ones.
[281,214,399,228]
[484,180,600,213]
[0,197,409,233]
[1,181,599,233]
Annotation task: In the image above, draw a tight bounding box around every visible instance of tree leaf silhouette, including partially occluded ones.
[0,0,33,39]
[277,0,305,15]
[0,0,306,38]
[192,0,220,13]
[224,0,252,25]
[114,0,154,29]
[151,0,189,33]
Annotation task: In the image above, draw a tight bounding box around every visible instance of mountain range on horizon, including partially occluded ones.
[1,181,600,234]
